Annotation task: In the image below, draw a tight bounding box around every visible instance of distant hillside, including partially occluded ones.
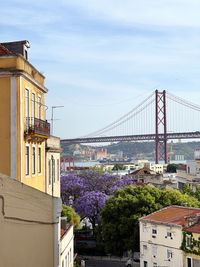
[61,141,200,161]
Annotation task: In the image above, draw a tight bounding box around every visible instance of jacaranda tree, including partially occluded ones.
[61,171,135,233]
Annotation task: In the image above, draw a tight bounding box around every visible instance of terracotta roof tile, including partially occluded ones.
[130,168,155,176]
[140,206,200,226]
[0,44,12,55]
[184,223,200,234]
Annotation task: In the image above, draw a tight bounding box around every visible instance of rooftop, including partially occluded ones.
[184,223,200,234]
[140,206,200,226]
[130,167,156,176]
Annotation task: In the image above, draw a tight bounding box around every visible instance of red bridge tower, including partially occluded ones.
[155,90,168,164]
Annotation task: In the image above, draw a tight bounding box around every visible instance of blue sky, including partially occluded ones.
[1,0,200,138]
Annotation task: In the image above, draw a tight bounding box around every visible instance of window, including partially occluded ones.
[48,160,51,185]
[152,246,157,258]
[186,257,192,267]
[144,261,148,267]
[32,93,35,118]
[32,146,35,175]
[68,252,69,267]
[166,227,173,239]
[38,96,41,119]
[25,145,29,176]
[65,256,67,267]
[57,159,60,181]
[70,248,72,263]
[62,260,64,267]
[25,89,29,118]
[143,223,148,233]
[52,159,55,183]
[143,245,147,256]
[153,263,157,267]
[25,89,29,130]
[167,249,173,260]
[167,231,172,238]
[38,147,41,173]
[152,226,157,237]
[186,235,191,247]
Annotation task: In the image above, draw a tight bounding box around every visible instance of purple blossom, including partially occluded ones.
[61,171,136,229]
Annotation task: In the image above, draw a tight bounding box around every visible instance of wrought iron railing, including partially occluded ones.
[25,117,50,137]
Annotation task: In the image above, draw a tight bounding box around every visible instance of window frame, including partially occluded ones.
[32,145,36,175]
[38,146,41,174]
[186,257,192,267]
[25,144,30,176]
[57,159,60,181]
[48,159,51,186]
[38,95,41,120]
[167,249,173,260]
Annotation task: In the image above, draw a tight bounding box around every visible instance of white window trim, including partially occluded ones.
[186,256,193,267]
[31,91,36,119]
[38,145,42,175]
[25,144,30,177]
[48,158,52,187]
[38,94,42,120]
[32,144,36,176]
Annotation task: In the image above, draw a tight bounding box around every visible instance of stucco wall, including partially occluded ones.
[140,220,183,267]
[0,77,11,176]
[0,173,61,267]
[60,226,74,267]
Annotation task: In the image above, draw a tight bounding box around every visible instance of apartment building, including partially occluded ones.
[0,40,74,266]
[139,206,200,267]
[0,40,50,192]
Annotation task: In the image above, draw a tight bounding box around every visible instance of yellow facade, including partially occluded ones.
[0,51,49,192]
[183,232,200,267]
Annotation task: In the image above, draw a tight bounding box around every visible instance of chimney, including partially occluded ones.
[185,213,200,228]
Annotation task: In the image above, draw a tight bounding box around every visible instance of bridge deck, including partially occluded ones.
[61,131,200,144]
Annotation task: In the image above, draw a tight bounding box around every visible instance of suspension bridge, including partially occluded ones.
[61,90,200,164]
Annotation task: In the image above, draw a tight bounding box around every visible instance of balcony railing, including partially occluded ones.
[25,117,50,138]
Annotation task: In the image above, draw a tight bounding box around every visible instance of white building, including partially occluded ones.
[139,206,200,267]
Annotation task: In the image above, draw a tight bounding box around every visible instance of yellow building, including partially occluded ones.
[0,40,51,192]
[182,220,200,267]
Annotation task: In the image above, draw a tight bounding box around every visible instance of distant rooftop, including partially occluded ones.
[140,206,200,226]
[0,40,30,60]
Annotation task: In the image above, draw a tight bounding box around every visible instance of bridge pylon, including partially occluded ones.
[155,90,168,164]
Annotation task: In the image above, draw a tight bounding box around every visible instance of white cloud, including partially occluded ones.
[65,0,200,28]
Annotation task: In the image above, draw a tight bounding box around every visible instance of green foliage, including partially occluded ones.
[166,164,179,173]
[181,231,200,255]
[101,186,200,256]
[112,163,125,171]
[181,184,200,201]
[62,204,81,230]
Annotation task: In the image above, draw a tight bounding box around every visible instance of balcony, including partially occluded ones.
[24,117,50,142]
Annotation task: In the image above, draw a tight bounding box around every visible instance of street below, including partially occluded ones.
[85,259,140,267]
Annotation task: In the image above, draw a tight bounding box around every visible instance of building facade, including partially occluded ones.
[139,206,200,267]
[0,40,74,267]
[0,173,62,267]
[0,40,50,192]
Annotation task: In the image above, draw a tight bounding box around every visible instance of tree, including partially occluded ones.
[112,163,125,171]
[61,205,81,230]
[166,163,179,173]
[61,171,135,234]
[101,185,200,256]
